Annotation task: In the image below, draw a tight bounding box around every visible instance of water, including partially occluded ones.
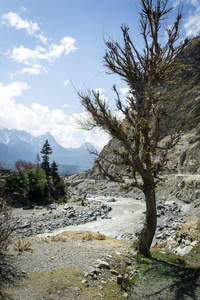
[39,196,146,238]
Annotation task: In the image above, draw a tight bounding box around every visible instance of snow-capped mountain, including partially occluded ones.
[0,127,101,174]
[0,127,35,145]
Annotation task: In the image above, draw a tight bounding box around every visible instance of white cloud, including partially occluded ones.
[83,129,110,149]
[71,112,109,148]
[9,64,46,78]
[120,87,129,95]
[0,81,109,148]
[62,103,71,108]
[170,0,200,37]
[2,12,77,78]
[9,45,46,65]
[47,37,77,59]
[183,2,200,37]
[2,12,48,44]
[8,37,77,65]
[95,88,108,102]
[0,81,30,100]
[64,80,69,86]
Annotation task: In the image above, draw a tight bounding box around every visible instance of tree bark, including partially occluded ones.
[135,180,157,257]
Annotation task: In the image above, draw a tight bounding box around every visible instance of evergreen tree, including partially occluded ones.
[40,140,53,177]
[27,167,49,203]
[51,161,59,184]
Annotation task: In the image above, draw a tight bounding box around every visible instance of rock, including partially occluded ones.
[191,240,198,247]
[181,204,191,213]
[87,267,98,275]
[82,279,89,287]
[123,293,128,298]
[107,198,116,202]
[67,212,75,218]
[125,259,131,266]
[175,245,193,256]
[185,239,191,246]
[110,269,119,276]
[157,224,165,231]
[87,211,93,216]
[97,261,110,269]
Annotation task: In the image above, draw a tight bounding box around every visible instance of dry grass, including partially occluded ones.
[82,232,106,241]
[82,233,93,241]
[51,235,67,242]
[95,233,106,240]
[181,220,200,241]
[41,236,50,243]
[14,240,32,252]
[41,235,67,243]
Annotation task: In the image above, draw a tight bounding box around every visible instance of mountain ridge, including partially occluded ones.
[0,127,101,174]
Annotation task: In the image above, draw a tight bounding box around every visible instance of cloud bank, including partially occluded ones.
[0,81,109,148]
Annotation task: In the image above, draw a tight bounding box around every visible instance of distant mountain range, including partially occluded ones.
[0,126,101,175]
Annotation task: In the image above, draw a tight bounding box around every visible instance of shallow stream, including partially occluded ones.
[39,196,146,238]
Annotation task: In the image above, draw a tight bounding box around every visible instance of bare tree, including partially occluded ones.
[78,0,188,257]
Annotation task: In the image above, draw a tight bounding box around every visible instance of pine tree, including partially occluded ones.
[51,161,59,184]
[40,140,53,177]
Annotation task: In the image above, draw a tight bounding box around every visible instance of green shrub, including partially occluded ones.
[56,178,66,196]
[27,167,49,202]
[4,163,66,206]
[4,170,29,193]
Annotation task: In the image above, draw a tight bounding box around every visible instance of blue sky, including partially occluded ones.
[0,0,199,148]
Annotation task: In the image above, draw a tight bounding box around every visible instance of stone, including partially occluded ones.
[82,280,89,287]
[125,259,131,266]
[185,239,191,246]
[191,241,198,247]
[97,261,110,269]
[107,198,116,202]
[87,267,97,275]
[87,211,93,216]
[123,293,128,298]
[181,204,191,213]
[110,269,119,276]
[176,245,193,256]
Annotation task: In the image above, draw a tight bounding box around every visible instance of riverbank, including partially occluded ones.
[11,196,112,236]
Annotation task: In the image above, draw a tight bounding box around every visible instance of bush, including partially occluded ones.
[3,164,67,207]
[4,170,29,193]
[56,178,66,196]
[27,167,49,203]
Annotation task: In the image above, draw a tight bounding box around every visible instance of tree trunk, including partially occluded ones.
[135,180,157,257]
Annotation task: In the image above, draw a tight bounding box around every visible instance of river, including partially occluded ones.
[39,196,146,239]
